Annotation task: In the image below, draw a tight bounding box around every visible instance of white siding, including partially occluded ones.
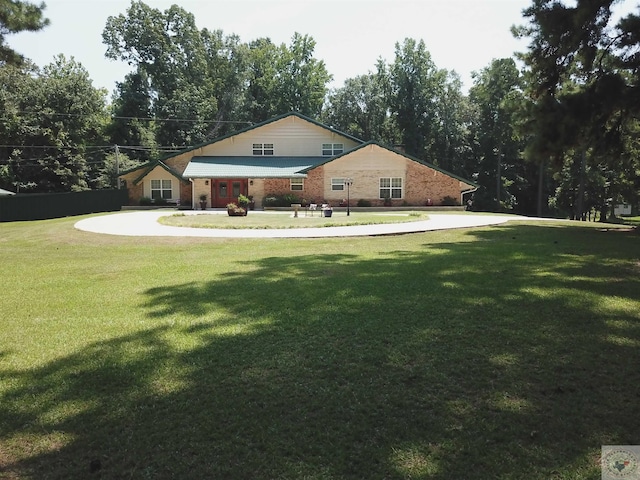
[199,116,360,157]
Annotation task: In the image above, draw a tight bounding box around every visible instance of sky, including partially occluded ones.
[7,0,535,97]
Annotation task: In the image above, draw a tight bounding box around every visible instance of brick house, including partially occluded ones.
[119,112,477,209]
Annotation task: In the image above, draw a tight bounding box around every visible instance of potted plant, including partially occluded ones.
[226,202,247,216]
[322,204,333,217]
[237,194,250,214]
[248,195,255,210]
[383,194,392,207]
[199,193,208,210]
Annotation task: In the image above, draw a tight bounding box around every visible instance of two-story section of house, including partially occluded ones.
[119,112,477,209]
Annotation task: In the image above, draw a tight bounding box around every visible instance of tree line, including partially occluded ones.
[1,0,638,218]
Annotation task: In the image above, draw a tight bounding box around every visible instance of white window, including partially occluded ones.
[379,177,403,199]
[322,143,344,156]
[253,143,274,155]
[290,178,304,191]
[151,179,172,199]
[331,178,345,191]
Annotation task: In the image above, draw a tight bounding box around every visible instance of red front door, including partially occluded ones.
[211,179,248,208]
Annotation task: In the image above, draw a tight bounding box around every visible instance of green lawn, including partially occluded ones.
[159,210,427,229]
[0,215,639,479]
[621,215,640,227]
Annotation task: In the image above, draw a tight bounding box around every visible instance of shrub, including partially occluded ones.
[357,199,372,207]
[237,194,250,207]
[282,193,301,205]
[441,196,459,206]
[263,196,277,207]
[140,197,153,206]
[262,193,302,207]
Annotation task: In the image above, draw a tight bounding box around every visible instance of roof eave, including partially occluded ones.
[131,161,187,185]
[300,141,478,188]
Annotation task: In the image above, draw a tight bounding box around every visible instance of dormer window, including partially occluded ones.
[322,143,344,156]
[253,143,274,155]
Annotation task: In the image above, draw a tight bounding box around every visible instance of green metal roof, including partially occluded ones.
[183,156,327,178]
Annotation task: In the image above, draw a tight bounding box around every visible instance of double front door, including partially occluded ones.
[211,179,248,208]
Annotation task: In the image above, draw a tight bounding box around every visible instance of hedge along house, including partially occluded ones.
[119,112,477,209]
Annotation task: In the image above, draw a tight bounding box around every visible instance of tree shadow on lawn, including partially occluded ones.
[1,225,639,479]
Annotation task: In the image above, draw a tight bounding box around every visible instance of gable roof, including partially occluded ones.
[183,156,326,178]
[299,141,478,189]
[156,111,364,163]
[131,160,188,185]
[118,113,478,191]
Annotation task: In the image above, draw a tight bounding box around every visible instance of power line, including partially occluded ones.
[0,144,113,149]
[0,144,185,166]
[0,144,189,150]
[110,115,253,125]
[1,111,253,125]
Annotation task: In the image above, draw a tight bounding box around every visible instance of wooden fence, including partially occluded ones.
[0,189,128,222]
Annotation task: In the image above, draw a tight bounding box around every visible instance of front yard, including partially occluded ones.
[0,216,638,479]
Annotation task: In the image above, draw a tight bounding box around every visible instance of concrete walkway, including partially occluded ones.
[73,210,540,239]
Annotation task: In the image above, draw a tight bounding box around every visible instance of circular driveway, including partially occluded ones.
[74,210,529,238]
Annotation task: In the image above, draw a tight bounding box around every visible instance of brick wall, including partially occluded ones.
[406,161,462,206]
[179,182,192,206]
[126,182,144,205]
[304,166,325,203]
[263,179,291,199]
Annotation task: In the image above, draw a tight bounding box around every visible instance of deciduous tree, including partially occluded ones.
[272,33,331,118]
[0,56,109,192]
[388,38,447,161]
[322,63,395,142]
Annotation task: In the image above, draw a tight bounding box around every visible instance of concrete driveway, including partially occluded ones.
[73,210,531,238]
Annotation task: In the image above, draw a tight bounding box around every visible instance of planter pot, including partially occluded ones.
[227,208,247,216]
[324,209,333,217]
[200,201,207,210]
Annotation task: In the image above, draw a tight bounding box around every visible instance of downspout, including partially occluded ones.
[461,187,478,207]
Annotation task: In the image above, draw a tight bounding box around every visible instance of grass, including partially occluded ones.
[620,215,640,227]
[0,214,639,479]
[158,211,428,229]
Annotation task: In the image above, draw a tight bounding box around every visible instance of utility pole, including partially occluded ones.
[115,144,121,189]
